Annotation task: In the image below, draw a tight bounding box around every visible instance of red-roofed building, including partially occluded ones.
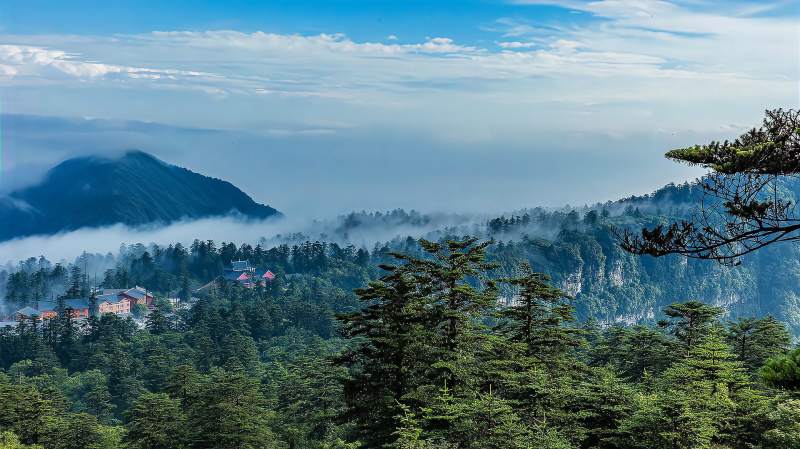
[117,286,154,308]
[216,261,277,289]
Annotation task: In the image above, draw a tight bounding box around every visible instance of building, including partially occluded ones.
[258,270,277,281]
[116,287,154,309]
[13,290,143,321]
[15,298,91,321]
[223,270,252,283]
[196,261,276,293]
[224,260,274,288]
[96,293,132,315]
[224,269,276,288]
[230,260,254,272]
[15,306,41,320]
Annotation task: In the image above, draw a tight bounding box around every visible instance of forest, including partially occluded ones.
[0,234,798,449]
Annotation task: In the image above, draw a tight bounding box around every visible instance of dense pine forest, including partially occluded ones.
[0,234,798,448]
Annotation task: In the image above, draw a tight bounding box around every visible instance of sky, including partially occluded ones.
[0,0,798,217]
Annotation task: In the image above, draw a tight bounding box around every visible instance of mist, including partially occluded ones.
[0,177,705,266]
[0,211,488,264]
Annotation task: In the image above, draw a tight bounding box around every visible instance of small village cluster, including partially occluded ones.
[196,260,276,294]
[14,286,155,321]
[10,260,275,323]
[222,260,276,285]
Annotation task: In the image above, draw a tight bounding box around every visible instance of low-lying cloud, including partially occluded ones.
[0,212,481,264]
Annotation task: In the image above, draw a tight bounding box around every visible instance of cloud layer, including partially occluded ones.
[1,0,795,135]
[0,0,796,222]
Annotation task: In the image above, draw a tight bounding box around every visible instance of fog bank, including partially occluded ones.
[0,212,481,264]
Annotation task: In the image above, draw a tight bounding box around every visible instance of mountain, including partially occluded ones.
[301,182,800,334]
[0,150,280,241]
[475,182,800,335]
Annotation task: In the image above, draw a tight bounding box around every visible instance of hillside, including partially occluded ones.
[3,174,800,334]
[477,182,800,334]
[0,150,280,241]
[279,183,800,334]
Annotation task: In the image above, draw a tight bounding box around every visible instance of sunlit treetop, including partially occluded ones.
[666,109,800,175]
[619,108,800,265]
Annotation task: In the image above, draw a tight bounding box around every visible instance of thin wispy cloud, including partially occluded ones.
[1,0,793,99]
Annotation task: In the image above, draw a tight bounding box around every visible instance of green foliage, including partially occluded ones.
[761,346,800,391]
[591,325,677,380]
[144,307,169,335]
[497,262,579,364]
[0,237,797,449]
[125,393,185,449]
[0,431,43,449]
[186,368,277,449]
[727,316,792,372]
[762,399,800,448]
[665,109,800,175]
[62,370,114,423]
[660,300,723,352]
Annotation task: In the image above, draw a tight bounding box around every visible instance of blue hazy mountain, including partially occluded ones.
[0,150,280,241]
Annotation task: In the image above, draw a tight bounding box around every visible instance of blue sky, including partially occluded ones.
[2,1,589,41]
[0,0,797,216]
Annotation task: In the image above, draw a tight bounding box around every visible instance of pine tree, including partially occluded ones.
[339,237,500,447]
[54,302,80,370]
[418,385,536,449]
[164,365,202,405]
[399,238,498,354]
[497,262,579,365]
[145,306,169,335]
[572,368,637,448]
[186,368,277,449]
[65,264,86,298]
[125,393,186,449]
[619,331,748,449]
[762,399,800,448]
[592,325,676,380]
[660,301,723,353]
[179,275,191,303]
[219,332,261,375]
[761,346,800,391]
[392,405,455,449]
[727,316,791,372]
[338,265,430,447]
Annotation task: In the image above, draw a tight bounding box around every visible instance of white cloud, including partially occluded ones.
[0,63,17,77]
[487,18,543,38]
[0,44,217,80]
[136,31,477,56]
[0,1,795,144]
[498,41,536,49]
[550,39,581,51]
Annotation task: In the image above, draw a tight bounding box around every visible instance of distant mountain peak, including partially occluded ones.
[120,149,173,164]
[0,151,281,242]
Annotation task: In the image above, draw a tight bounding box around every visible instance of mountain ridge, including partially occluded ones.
[0,150,281,241]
